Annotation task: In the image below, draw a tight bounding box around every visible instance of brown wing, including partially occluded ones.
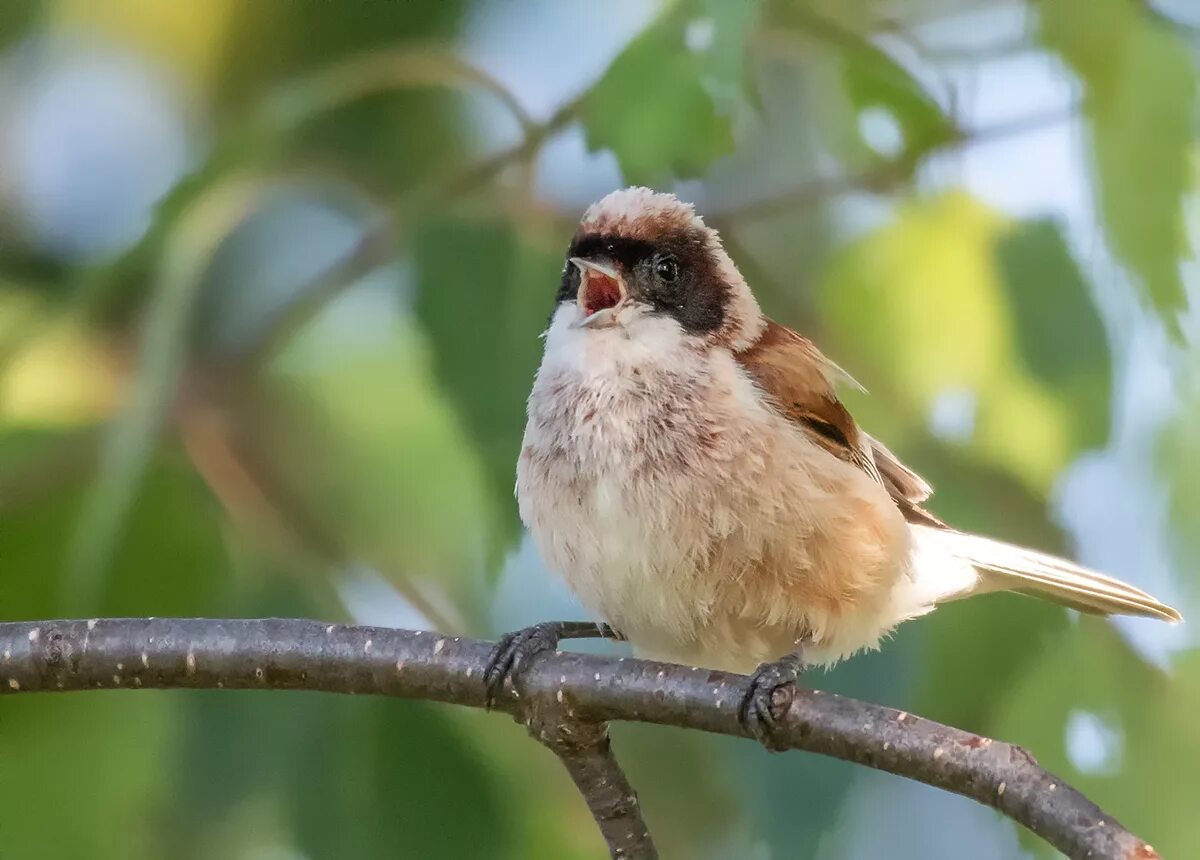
[735,320,945,527]
[867,434,946,527]
[867,435,931,502]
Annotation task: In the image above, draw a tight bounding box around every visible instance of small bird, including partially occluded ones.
[485,186,1182,741]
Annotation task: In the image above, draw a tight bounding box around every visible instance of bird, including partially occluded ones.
[484,186,1182,742]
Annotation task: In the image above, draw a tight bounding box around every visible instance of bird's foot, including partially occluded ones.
[738,652,805,750]
[483,622,569,708]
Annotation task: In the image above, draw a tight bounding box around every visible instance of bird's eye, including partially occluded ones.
[655,256,679,282]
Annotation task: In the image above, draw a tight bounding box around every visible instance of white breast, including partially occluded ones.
[516,305,915,671]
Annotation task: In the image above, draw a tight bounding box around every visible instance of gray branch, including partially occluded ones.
[0,618,1159,860]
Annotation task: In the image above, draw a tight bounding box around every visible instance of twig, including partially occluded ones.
[262,45,538,139]
[227,218,396,369]
[527,706,655,859]
[230,92,585,373]
[0,617,1159,860]
[425,93,584,204]
[712,105,1077,225]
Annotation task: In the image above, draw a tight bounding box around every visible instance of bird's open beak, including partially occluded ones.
[570,257,627,328]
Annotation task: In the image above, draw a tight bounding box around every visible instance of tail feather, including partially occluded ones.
[911,526,1183,623]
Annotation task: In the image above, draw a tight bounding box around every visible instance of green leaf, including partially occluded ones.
[412,218,561,567]
[1160,371,1200,597]
[0,693,175,860]
[761,5,953,167]
[612,724,758,857]
[0,438,236,620]
[213,0,471,111]
[839,38,955,159]
[994,219,1111,450]
[581,4,743,183]
[288,698,513,859]
[818,193,1090,494]
[246,316,492,615]
[0,0,39,50]
[994,622,1200,857]
[67,180,270,612]
[917,591,1070,732]
[1040,0,1194,329]
[699,0,763,108]
[166,691,312,857]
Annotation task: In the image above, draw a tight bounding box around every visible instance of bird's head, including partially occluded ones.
[553,187,764,351]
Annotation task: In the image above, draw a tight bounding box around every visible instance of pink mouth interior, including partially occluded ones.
[582,272,622,316]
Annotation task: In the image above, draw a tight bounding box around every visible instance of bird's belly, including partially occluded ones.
[573,479,713,641]
[517,352,913,671]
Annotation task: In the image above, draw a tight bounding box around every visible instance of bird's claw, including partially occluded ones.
[738,655,803,750]
[483,622,563,708]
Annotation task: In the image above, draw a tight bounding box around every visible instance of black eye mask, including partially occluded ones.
[559,231,727,335]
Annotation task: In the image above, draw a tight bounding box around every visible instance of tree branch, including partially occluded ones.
[0,618,1158,860]
[528,707,655,859]
[229,92,585,372]
[710,105,1077,226]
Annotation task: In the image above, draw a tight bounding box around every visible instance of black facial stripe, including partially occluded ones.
[558,230,728,334]
[567,234,657,272]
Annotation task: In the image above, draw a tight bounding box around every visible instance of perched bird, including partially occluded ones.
[485,186,1182,741]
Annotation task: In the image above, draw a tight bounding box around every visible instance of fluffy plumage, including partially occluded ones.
[516,186,1181,673]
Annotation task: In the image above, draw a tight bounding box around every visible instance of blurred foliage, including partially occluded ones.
[818,193,1106,494]
[581,1,749,183]
[994,620,1200,855]
[767,1,956,168]
[1161,373,1200,590]
[413,216,561,566]
[0,0,1196,857]
[1041,0,1195,330]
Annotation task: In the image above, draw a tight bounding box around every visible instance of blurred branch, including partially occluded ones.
[871,0,1012,33]
[230,93,584,372]
[227,217,397,369]
[870,1,1036,61]
[67,180,275,611]
[264,45,537,138]
[1138,1,1200,39]
[873,21,1034,64]
[711,104,1076,225]
[1,617,1159,860]
[176,388,463,635]
[421,92,585,205]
